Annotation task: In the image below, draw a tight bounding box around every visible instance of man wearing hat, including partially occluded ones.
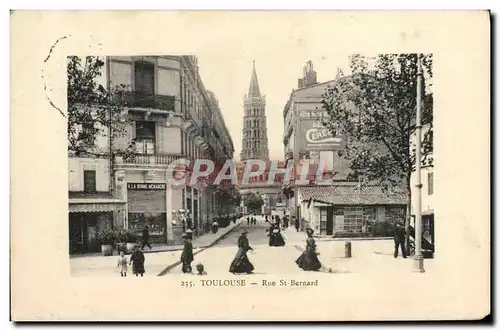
[229,229,255,274]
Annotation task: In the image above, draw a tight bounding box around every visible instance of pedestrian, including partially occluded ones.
[393,222,407,258]
[295,228,322,271]
[275,215,281,229]
[268,223,285,247]
[247,216,250,225]
[229,230,255,274]
[283,215,289,229]
[294,217,300,232]
[211,220,219,234]
[117,250,128,277]
[181,233,194,273]
[130,246,145,277]
[141,225,152,250]
[196,263,207,276]
[252,217,257,226]
[186,213,193,230]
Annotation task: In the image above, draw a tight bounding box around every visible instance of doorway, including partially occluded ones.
[326,206,334,235]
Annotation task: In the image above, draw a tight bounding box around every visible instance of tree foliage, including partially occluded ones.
[244,192,264,213]
[321,53,433,190]
[67,56,127,156]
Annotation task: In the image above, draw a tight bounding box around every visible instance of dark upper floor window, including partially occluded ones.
[83,170,96,193]
[135,61,155,95]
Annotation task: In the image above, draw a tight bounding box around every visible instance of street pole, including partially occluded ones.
[413,53,425,273]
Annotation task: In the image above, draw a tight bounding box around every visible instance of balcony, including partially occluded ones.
[118,91,175,112]
[115,154,185,168]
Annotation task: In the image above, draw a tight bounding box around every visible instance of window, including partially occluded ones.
[83,170,96,193]
[82,122,94,136]
[135,121,156,155]
[320,208,328,235]
[134,61,155,95]
[343,206,363,232]
[428,172,434,195]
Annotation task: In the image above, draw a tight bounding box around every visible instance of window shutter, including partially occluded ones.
[156,123,165,154]
[129,121,136,140]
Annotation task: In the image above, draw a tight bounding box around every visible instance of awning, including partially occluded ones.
[69,199,125,213]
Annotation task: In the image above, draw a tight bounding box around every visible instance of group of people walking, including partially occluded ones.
[227,222,323,274]
[116,246,146,277]
[246,216,257,226]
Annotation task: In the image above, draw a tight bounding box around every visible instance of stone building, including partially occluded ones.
[68,56,235,253]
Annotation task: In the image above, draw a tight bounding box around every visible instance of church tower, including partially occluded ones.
[240,61,269,161]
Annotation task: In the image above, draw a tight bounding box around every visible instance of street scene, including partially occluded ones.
[68,53,434,277]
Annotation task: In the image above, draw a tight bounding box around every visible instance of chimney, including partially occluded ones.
[298,60,318,88]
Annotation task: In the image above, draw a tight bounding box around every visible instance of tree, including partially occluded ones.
[244,192,264,214]
[67,56,130,193]
[321,53,433,252]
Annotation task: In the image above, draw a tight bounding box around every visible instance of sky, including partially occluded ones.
[195,52,352,161]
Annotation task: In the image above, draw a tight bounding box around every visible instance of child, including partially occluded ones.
[117,251,128,277]
[196,263,207,276]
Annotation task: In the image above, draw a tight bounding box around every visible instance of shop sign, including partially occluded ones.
[127,183,166,190]
[298,120,346,152]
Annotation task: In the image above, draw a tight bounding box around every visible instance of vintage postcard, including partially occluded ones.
[10,10,490,321]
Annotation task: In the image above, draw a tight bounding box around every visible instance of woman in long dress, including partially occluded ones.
[181,233,194,274]
[130,246,145,277]
[295,228,322,271]
[268,224,285,247]
[229,230,254,274]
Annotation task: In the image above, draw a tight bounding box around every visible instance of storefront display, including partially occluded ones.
[127,183,167,243]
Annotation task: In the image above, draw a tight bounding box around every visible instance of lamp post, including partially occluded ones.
[413,54,425,273]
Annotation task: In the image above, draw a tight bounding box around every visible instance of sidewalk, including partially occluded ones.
[293,239,438,274]
[70,218,244,277]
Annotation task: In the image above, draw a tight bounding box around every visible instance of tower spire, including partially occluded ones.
[248,61,261,98]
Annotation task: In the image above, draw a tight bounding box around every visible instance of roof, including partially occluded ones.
[248,61,261,98]
[299,184,406,205]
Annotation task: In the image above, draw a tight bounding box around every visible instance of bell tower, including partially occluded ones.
[240,61,269,161]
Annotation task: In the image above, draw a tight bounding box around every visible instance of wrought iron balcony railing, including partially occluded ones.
[116,91,175,112]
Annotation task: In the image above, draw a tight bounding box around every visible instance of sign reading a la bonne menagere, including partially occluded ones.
[298,110,346,151]
[127,183,166,190]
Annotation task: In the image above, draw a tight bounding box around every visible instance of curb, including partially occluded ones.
[157,221,243,276]
[316,237,393,242]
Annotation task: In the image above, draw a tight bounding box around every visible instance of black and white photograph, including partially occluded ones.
[67,53,435,278]
[10,10,490,321]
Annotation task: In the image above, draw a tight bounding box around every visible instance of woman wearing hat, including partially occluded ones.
[229,229,255,274]
[180,232,194,274]
[267,223,285,247]
[295,228,322,271]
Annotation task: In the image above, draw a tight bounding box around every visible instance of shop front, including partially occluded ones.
[298,184,407,237]
[127,183,167,244]
[69,198,125,254]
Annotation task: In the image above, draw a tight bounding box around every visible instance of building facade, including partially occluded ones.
[282,61,406,235]
[297,185,406,235]
[69,56,236,253]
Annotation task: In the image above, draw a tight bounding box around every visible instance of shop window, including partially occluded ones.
[83,170,96,193]
[343,206,363,232]
[428,172,434,196]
